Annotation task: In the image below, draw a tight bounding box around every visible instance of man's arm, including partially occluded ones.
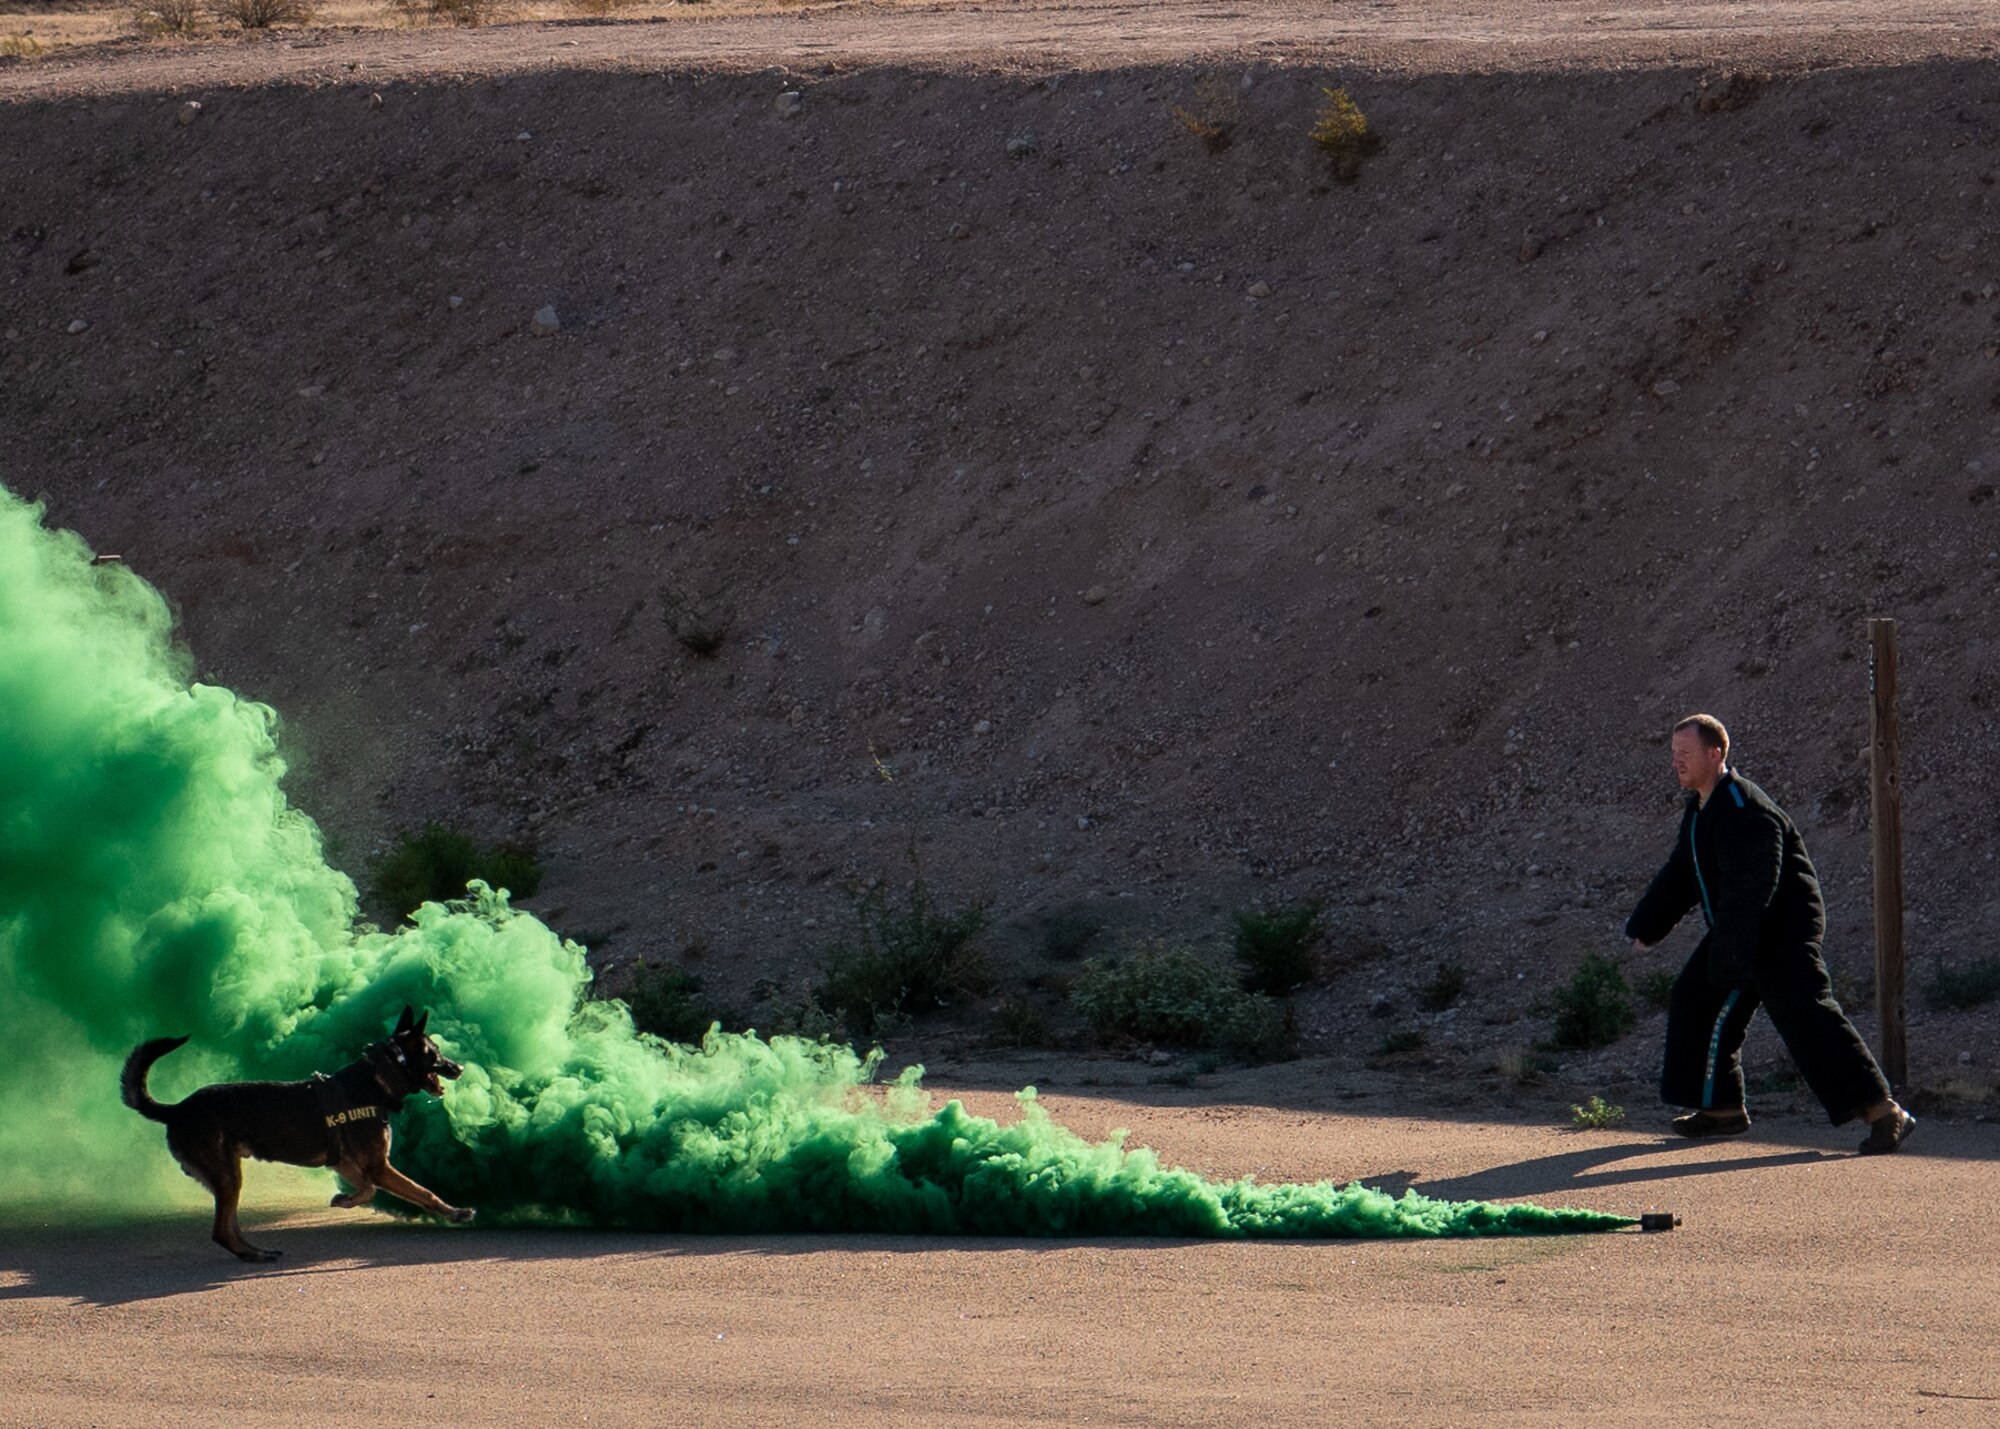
[1707,805,1784,978]
[1625,832,1697,948]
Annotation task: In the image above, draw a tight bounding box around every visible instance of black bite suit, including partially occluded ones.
[1625,769,1890,1124]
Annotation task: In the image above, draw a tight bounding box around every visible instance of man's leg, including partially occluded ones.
[1756,942,1904,1135]
[1661,941,1761,1113]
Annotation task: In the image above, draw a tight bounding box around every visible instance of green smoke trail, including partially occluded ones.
[0,488,1631,1237]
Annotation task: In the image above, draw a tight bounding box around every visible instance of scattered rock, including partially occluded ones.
[1369,996,1396,1018]
[947,222,971,241]
[176,101,201,127]
[448,295,464,310]
[1082,584,1107,605]
[774,91,802,117]
[973,719,993,735]
[530,306,560,336]
[66,319,89,335]
[1005,134,1037,158]
[1248,281,1271,300]
[1960,1050,1976,1066]
[368,92,384,112]
[1697,70,1771,115]
[1652,379,1680,397]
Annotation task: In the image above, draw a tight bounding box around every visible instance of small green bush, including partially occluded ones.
[1569,1096,1626,1130]
[1071,943,1292,1061]
[624,963,719,1045]
[369,822,543,922]
[1745,1067,1801,1096]
[1374,1027,1426,1058]
[1495,1046,1558,1084]
[1550,953,1636,1049]
[1637,968,1677,1011]
[1233,901,1322,994]
[816,878,991,1038]
[1925,956,2000,1011]
[1039,904,1103,962]
[767,992,839,1041]
[1309,86,1383,181]
[1831,964,1874,1011]
[990,997,1051,1048]
[1418,961,1467,1012]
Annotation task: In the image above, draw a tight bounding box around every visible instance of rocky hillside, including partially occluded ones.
[5,48,1997,1086]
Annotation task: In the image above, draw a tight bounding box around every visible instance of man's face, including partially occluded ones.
[1669,728,1724,790]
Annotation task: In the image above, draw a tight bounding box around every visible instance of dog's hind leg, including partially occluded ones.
[373,1163,476,1225]
[170,1127,279,1262]
[215,1162,279,1262]
[330,1164,378,1209]
[203,1149,278,1262]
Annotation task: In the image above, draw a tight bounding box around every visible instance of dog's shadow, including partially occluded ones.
[0,1209,1112,1308]
[0,1211,665,1308]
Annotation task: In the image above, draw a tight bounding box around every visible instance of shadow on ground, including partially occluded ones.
[0,1129,1850,1309]
[1364,1138,1839,1200]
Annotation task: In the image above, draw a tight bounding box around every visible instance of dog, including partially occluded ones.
[121,1005,476,1261]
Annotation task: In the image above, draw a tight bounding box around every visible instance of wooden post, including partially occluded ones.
[1867,619,1908,1092]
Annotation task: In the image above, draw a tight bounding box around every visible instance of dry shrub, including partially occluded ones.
[388,0,495,23]
[565,0,634,13]
[1309,85,1383,182]
[211,0,312,26]
[0,31,46,55]
[1170,72,1240,154]
[132,0,204,33]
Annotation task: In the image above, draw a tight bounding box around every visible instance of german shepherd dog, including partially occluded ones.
[121,1006,475,1261]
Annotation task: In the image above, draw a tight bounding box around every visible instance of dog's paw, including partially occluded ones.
[330,1193,355,1208]
[236,1247,283,1263]
[447,1207,476,1225]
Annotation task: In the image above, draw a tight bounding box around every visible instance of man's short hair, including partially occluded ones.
[1673,713,1730,759]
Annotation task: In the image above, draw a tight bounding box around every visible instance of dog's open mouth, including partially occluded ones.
[425,1056,464,1096]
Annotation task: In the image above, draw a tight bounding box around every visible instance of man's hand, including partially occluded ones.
[1631,937,1654,952]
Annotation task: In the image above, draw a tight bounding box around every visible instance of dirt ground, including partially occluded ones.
[3,1077,1996,1426]
[5,8,2000,1416]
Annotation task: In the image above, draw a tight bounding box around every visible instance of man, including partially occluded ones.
[1625,714,1915,1153]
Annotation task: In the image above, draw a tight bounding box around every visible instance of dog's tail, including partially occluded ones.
[121,1035,192,1122]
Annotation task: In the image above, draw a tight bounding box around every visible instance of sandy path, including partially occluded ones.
[5,0,2000,103]
[4,1091,1995,1426]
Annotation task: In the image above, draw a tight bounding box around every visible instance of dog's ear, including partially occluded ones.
[414,1010,430,1036]
[394,1005,415,1036]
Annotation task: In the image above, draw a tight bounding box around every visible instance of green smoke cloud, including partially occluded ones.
[0,488,1631,1238]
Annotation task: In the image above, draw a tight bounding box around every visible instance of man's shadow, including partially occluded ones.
[1359,1137,1838,1201]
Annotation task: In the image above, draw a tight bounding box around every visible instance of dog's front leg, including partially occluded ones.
[375,1162,476,1224]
